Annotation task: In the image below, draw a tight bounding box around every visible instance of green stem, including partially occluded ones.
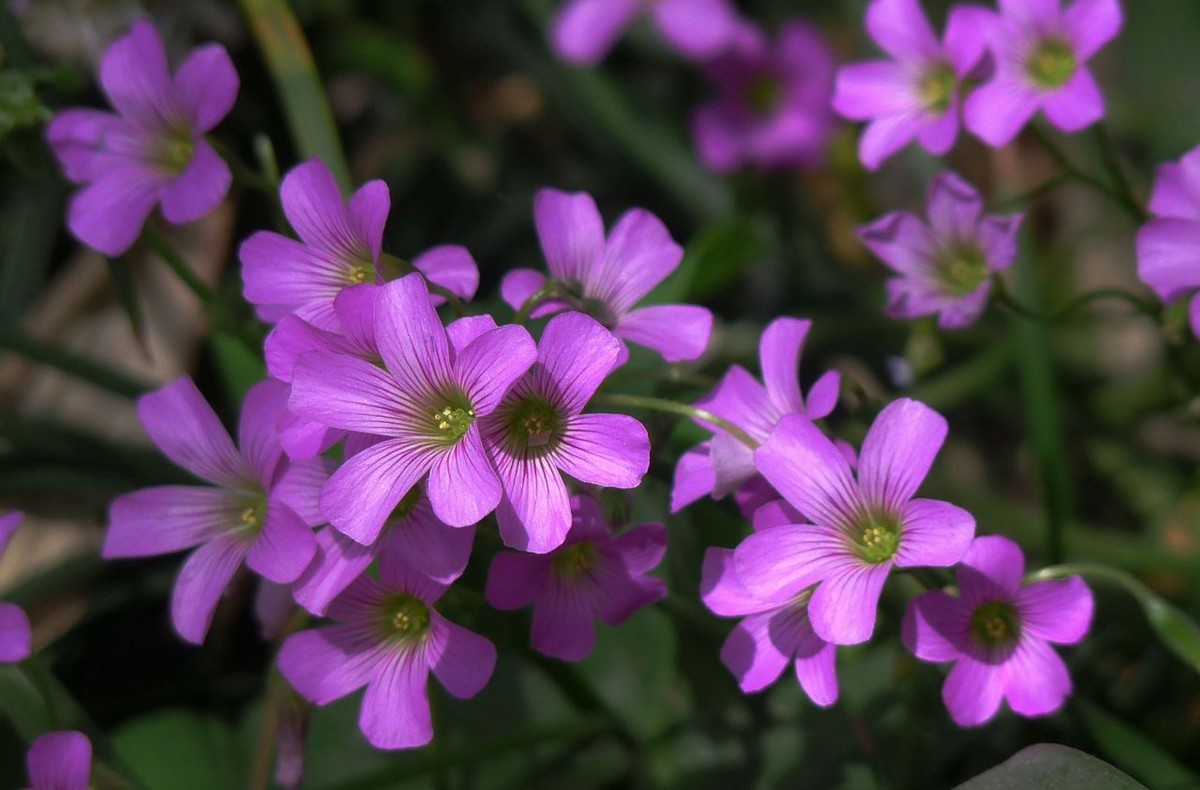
[992,172,1073,211]
[238,0,352,192]
[210,138,278,196]
[426,283,466,318]
[0,325,151,398]
[1092,124,1148,222]
[20,661,59,729]
[142,226,214,305]
[1028,125,1145,221]
[514,283,561,324]
[993,279,1162,323]
[1010,251,1073,565]
[592,392,758,450]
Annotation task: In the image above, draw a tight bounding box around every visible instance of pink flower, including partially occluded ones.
[25,731,92,790]
[736,399,975,645]
[103,378,325,644]
[964,0,1123,147]
[857,171,1024,329]
[692,20,837,173]
[486,495,666,661]
[46,20,237,255]
[0,511,32,663]
[833,0,988,170]
[903,535,1093,726]
[701,548,837,705]
[1136,143,1200,338]
[551,0,740,66]
[501,188,712,363]
[278,560,495,749]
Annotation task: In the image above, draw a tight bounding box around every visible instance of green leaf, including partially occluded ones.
[645,217,764,307]
[110,709,245,790]
[209,333,267,404]
[955,744,1145,790]
[1077,700,1200,789]
[106,256,146,347]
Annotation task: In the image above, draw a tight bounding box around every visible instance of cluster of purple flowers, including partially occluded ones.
[551,0,836,174]
[678,322,1092,724]
[835,0,1123,169]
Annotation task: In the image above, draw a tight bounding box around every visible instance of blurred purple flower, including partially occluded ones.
[290,274,536,543]
[736,399,975,645]
[46,20,237,256]
[551,0,739,65]
[0,512,32,663]
[701,548,837,705]
[25,731,92,790]
[486,495,666,661]
[833,0,987,170]
[903,535,1093,726]
[857,171,1024,329]
[964,0,1122,147]
[691,20,837,173]
[103,378,325,644]
[672,317,840,514]
[241,159,478,329]
[501,188,712,362]
[481,312,649,553]
[1136,143,1200,338]
[278,560,495,749]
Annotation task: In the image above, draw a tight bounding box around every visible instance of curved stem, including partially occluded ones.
[20,660,59,728]
[1028,124,1146,222]
[210,138,278,196]
[993,279,1161,323]
[142,226,214,305]
[426,282,466,318]
[1092,124,1148,222]
[514,282,561,324]
[592,392,758,450]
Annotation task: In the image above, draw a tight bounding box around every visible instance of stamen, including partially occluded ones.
[433,404,475,441]
[970,600,1021,648]
[382,594,431,639]
[855,511,901,564]
[552,542,596,579]
[919,63,956,114]
[1026,37,1077,90]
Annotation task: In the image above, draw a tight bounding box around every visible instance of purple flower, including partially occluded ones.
[25,731,92,790]
[290,273,537,543]
[671,317,841,513]
[486,495,666,661]
[481,312,649,553]
[294,482,474,616]
[551,0,739,65]
[964,0,1123,147]
[103,378,325,644]
[857,172,1024,329]
[1136,144,1200,338]
[45,20,237,256]
[501,189,712,363]
[736,399,975,645]
[241,158,479,330]
[278,560,496,749]
[691,20,837,173]
[833,0,987,170]
[0,511,32,663]
[701,548,837,705]
[903,535,1093,726]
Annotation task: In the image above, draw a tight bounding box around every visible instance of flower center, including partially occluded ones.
[560,280,619,329]
[504,396,563,453]
[855,511,901,564]
[552,542,597,579]
[1026,37,1077,90]
[935,244,990,297]
[970,600,1021,647]
[235,496,267,537]
[745,75,783,116]
[157,133,195,175]
[919,63,956,114]
[380,593,431,640]
[432,396,475,443]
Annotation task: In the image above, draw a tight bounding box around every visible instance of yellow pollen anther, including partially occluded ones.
[241,507,260,527]
[347,265,370,284]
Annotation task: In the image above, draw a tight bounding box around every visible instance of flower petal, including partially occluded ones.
[427,426,501,527]
[1001,638,1072,718]
[237,379,289,486]
[858,398,947,512]
[616,304,713,362]
[360,651,434,749]
[321,437,438,545]
[246,502,316,584]
[754,414,860,530]
[1064,0,1123,59]
[794,637,839,707]
[533,188,606,281]
[894,498,975,569]
[454,324,537,415]
[1015,575,1093,644]
[856,211,935,276]
[691,101,744,174]
[171,536,249,645]
[551,0,640,65]
[650,0,738,60]
[173,43,239,132]
[701,547,775,617]
[99,20,179,128]
[760,317,812,416]
[733,525,852,603]
[1136,219,1200,303]
[138,378,255,487]
[378,504,475,585]
[833,61,916,121]
[413,244,479,303]
[612,522,667,575]
[956,534,1026,604]
[531,583,597,661]
[348,180,390,263]
[925,171,983,242]
[159,138,230,224]
[26,731,92,790]
[963,77,1040,147]
[537,312,621,414]
[902,589,970,662]
[859,113,927,171]
[485,550,549,610]
[0,602,32,663]
[280,159,358,254]
[493,453,572,554]
[289,351,412,437]
[104,486,240,558]
[431,618,496,698]
[806,563,890,645]
[293,528,375,616]
[556,413,650,489]
[942,655,1005,726]
[865,0,940,60]
[591,208,683,312]
[670,443,715,513]
[721,613,789,693]
[66,164,163,256]
[1041,69,1105,133]
[278,623,388,705]
[499,268,548,313]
